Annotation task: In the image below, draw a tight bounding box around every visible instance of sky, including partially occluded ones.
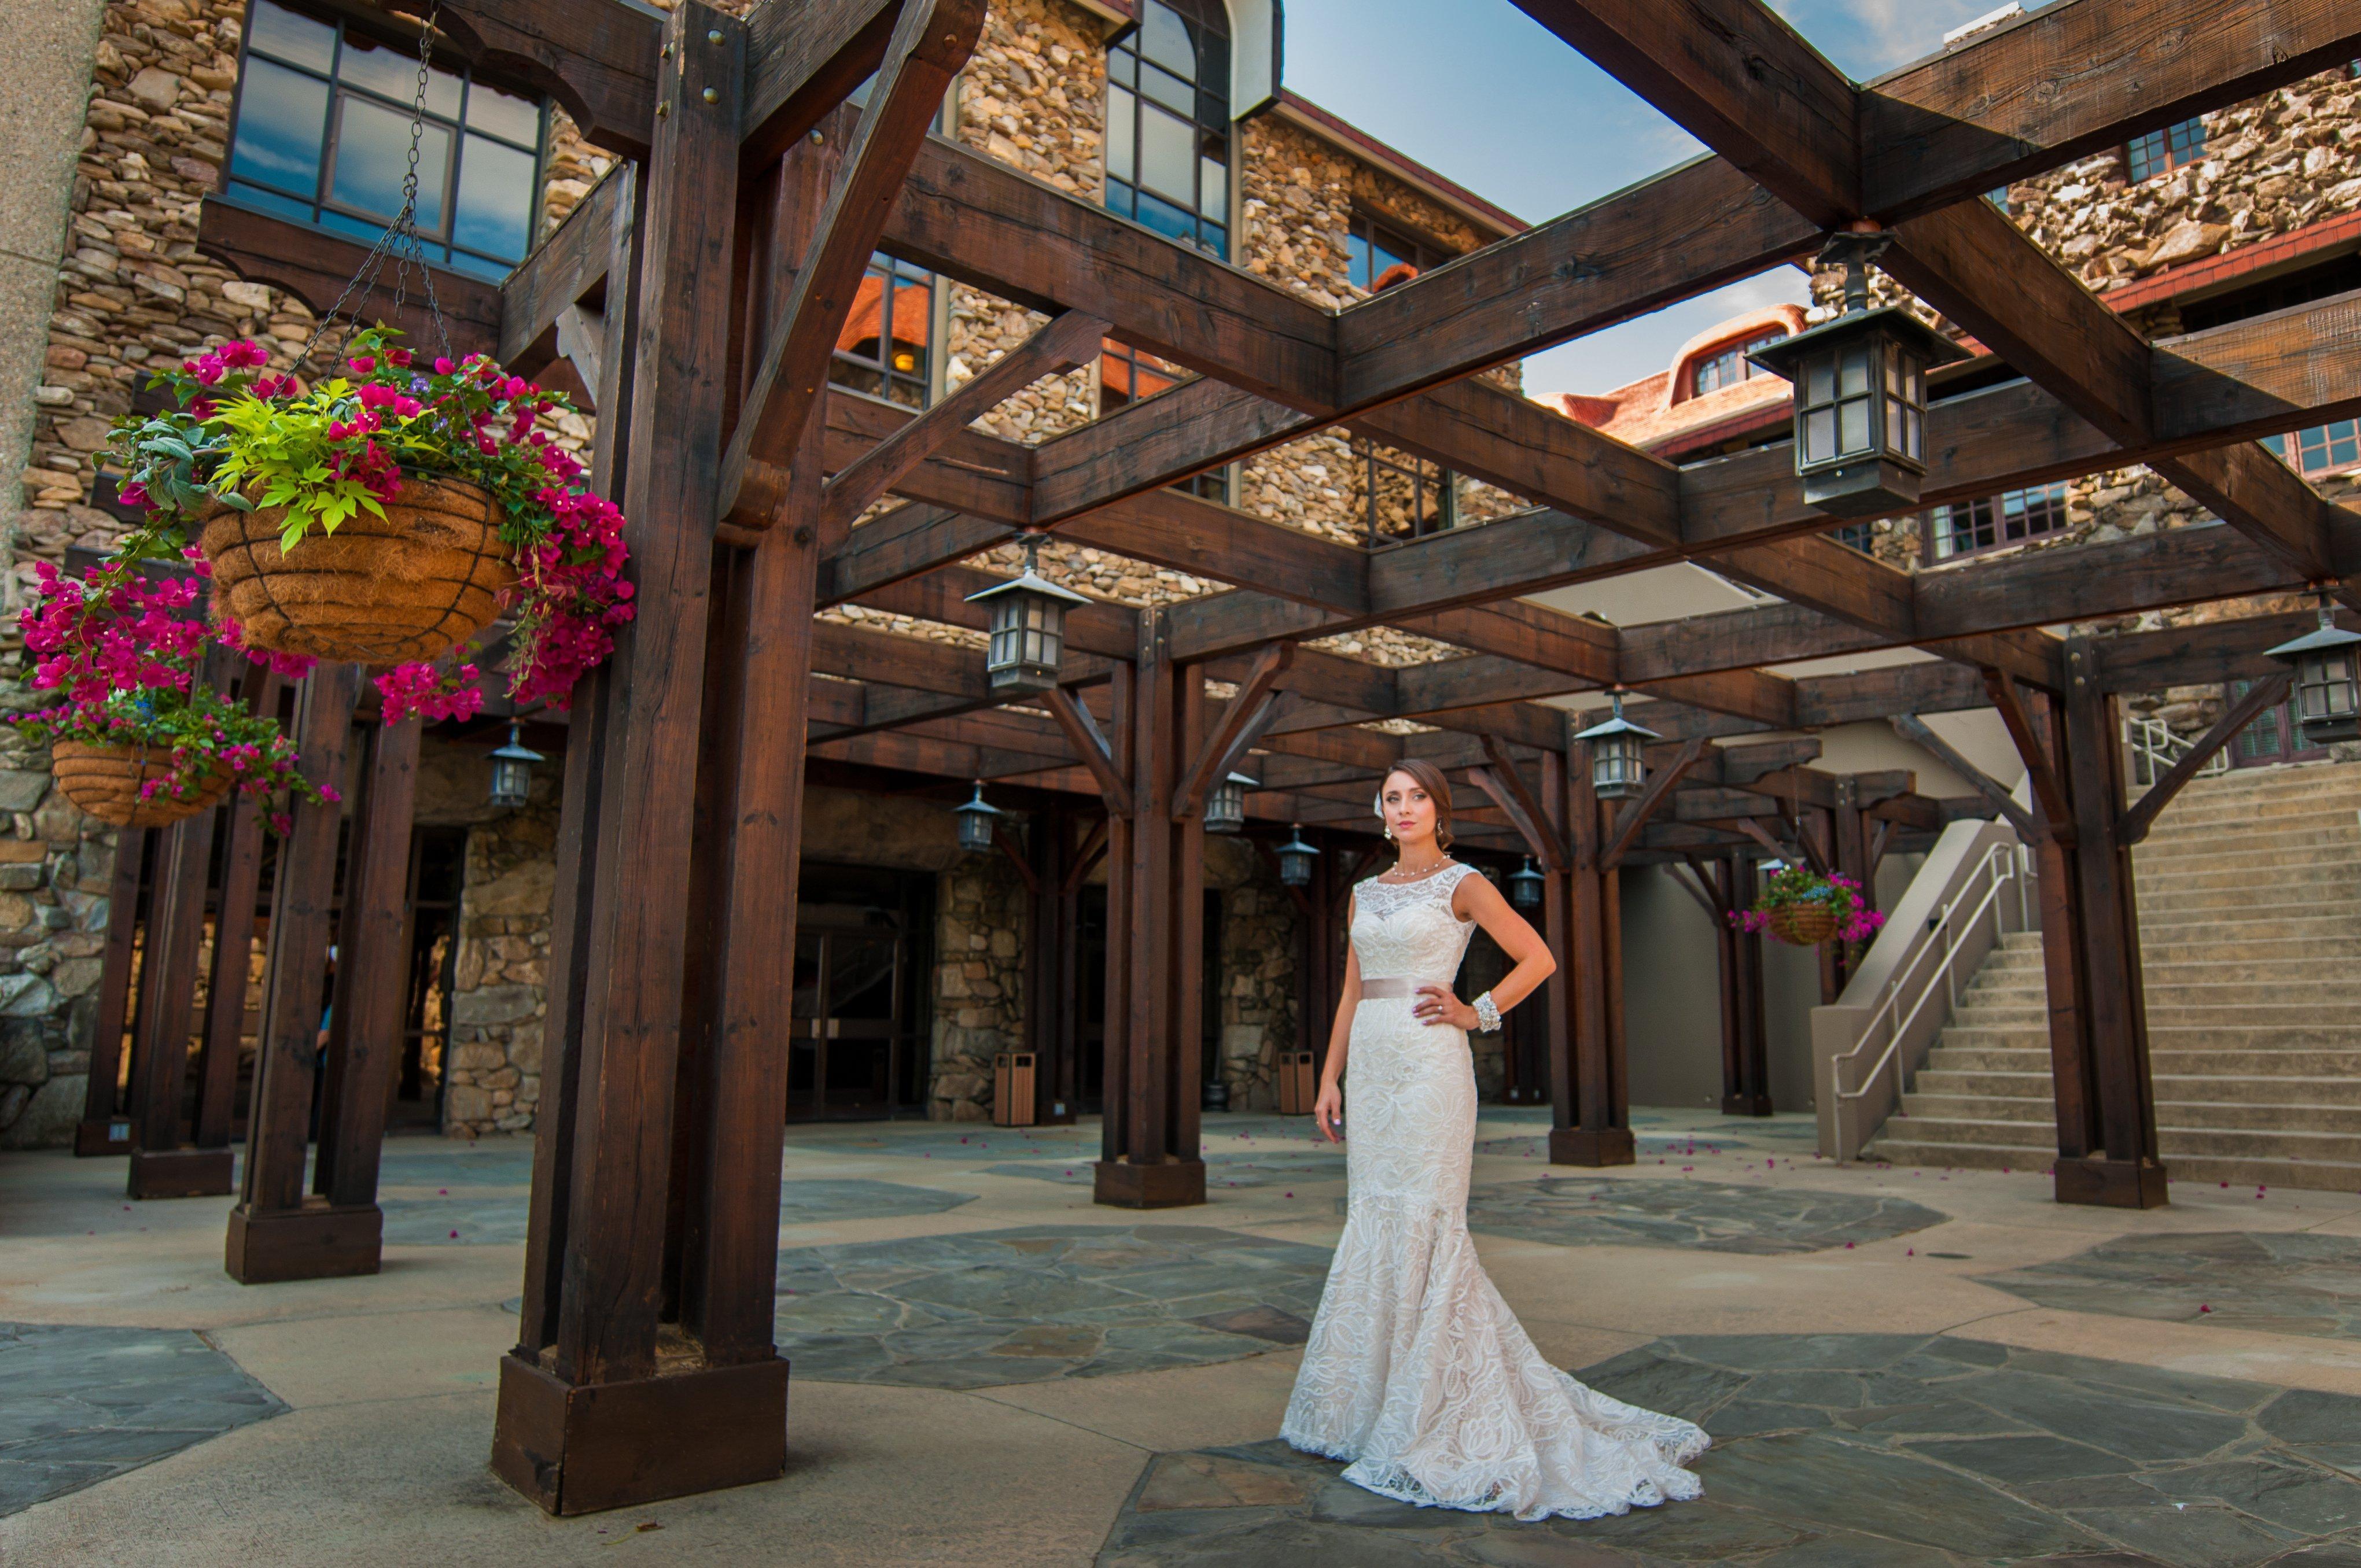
[1276,0,2049,400]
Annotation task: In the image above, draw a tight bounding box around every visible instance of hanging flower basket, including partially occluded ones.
[53,740,233,828]
[197,473,516,665]
[1732,865,1885,948]
[1765,902,1841,946]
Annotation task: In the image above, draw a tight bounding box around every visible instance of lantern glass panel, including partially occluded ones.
[2301,648,2360,732]
[956,810,995,852]
[490,757,530,807]
[1594,734,1647,798]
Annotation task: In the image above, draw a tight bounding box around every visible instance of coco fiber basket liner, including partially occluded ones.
[54,740,231,828]
[198,474,517,665]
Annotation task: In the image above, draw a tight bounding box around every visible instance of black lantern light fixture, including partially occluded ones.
[952,780,1001,853]
[1574,690,1660,800]
[1508,857,1545,910]
[1745,231,1966,516]
[487,723,543,809]
[1205,772,1255,834]
[965,534,1092,696]
[2267,595,2361,746]
[1276,826,1320,887]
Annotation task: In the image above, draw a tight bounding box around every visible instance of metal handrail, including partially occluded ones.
[2124,711,2229,789]
[1826,840,2034,1163]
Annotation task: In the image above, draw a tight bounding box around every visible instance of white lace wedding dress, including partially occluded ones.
[1279,862,1709,1522]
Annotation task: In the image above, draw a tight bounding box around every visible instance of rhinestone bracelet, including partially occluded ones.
[1473,990,1502,1034]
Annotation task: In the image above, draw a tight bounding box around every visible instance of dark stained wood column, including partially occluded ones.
[192,672,279,1152]
[1023,807,1082,1124]
[1551,733,1634,1167]
[308,715,421,1218]
[75,825,149,1156]
[1096,608,1207,1207]
[1719,855,1773,1117]
[226,662,367,1281]
[2052,640,2168,1208]
[492,5,795,1518]
[124,796,230,1199]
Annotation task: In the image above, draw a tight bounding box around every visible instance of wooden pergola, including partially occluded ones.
[176,0,2361,1514]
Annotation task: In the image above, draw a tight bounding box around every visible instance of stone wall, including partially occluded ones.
[931,850,1028,1120]
[1214,850,1298,1111]
[0,714,115,1149]
[443,790,557,1136]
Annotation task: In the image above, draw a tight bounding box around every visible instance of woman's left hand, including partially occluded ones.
[1413,986,1478,1029]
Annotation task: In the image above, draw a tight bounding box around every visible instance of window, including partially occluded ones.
[1688,331,1785,397]
[2126,117,2205,182]
[1106,0,1230,257]
[1100,338,1226,500]
[1830,521,1875,555]
[224,0,546,281]
[831,253,933,408]
[2263,420,2361,477]
[1347,214,1449,294]
[1928,482,2071,560]
[1358,441,1456,546]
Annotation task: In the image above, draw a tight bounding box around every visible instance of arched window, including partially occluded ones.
[1686,330,1786,397]
[1106,0,1231,257]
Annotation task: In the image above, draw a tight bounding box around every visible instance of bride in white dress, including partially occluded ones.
[1280,760,1710,1522]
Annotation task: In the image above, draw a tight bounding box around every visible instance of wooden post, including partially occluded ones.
[1552,733,1633,1166]
[1721,855,1772,1116]
[1025,808,1078,1124]
[1095,608,1205,1207]
[75,825,148,1156]
[491,6,795,1518]
[2052,639,2167,1208]
[1098,666,1134,1161]
[1536,747,1577,1117]
[124,798,230,1199]
[226,663,367,1282]
[193,671,281,1150]
[308,717,421,1220]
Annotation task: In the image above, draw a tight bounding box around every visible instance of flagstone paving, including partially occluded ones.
[0,1323,283,1517]
[1456,1176,1948,1256]
[1095,1334,2361,1567]
[986,1150,1348,1189]
[1977,1232,2361,1341]
[773,1224,1331,1390]
[380,1176,977,1245]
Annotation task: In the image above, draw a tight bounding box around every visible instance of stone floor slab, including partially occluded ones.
[775,1224,1332,1388]
[1979,1233,2361,1341]
[1462,1176,1947,1255]
[0,1323,283,1516]
[1093,1334,2361,1566]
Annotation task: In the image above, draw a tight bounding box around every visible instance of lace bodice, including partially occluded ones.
[1351,862,1479,986]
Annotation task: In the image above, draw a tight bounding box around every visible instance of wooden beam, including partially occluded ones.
[1508,0,1860,228]
[1177,644,1291,818]
[1981,670,2070,827]
[1047,686,1133,817]
[390,0,663,160]
[719,0,986,528]
[1475,734,1568,872]
[1601,736,1708,870]
[739,0,904,169]
[819,309,1104,535]
[500,168,623,368]
[2118,672,2291,847]
[1890,712,2040,842]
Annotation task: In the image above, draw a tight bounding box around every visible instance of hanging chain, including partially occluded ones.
[293,0,456,377]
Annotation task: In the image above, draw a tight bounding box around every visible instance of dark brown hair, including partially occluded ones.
[1379,759,1455,849]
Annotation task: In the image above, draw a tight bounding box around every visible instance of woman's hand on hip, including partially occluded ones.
[1413,986,1478,1030]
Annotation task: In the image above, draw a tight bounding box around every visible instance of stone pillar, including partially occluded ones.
[0,0,106,497]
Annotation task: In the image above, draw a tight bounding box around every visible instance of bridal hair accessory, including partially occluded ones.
[1473,991,1502,1034]
[1373,790,1393,840]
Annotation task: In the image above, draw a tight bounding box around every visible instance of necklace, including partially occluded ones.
[1379,855,1454,884]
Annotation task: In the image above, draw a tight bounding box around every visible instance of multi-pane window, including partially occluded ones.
[225,0,545,281]
[2126,117,2205,182]
[1106,0,1230,257]
[1928,482,2071,560]
[2263,421,2361,477]
[1346,214,1448,294]
[1358,442,1456,546]
[1100,339,1226,500]
[1830,522,1876,555]
[832,253,932,408]
[1689,331,1785,397]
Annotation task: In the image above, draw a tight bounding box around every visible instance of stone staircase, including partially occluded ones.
[1865,762,2361,1191]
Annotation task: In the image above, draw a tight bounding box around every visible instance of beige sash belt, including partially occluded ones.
[1358,977,1420,999]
